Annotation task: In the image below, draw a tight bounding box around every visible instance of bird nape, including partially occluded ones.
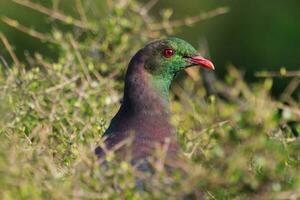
[95,37,214,162]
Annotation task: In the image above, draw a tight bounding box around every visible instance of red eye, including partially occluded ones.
[163,48,174,58]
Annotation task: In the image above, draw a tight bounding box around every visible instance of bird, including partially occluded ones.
[95,37,214,163]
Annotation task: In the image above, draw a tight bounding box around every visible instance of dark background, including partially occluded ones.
[1,0,299,96]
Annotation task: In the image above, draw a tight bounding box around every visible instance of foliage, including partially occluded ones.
[0,0,299,199]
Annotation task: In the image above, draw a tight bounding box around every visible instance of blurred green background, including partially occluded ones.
[1,0,299,95]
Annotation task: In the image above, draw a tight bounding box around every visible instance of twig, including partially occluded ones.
[255,70,300,78]
[75,0,88,22]
[277,103,300,119]
[68,35,92,83]
[150,6,229,30]
[34,53,53,69]
[141,0,159,15]
[132,0,158,24]
[190,120,231,141]
[276,189,300,200]
[0,32,21,70]
[280,78,300,101]
[280,78,299,107]
[0,53,9,69]
[1,16,53,42]
[206,191,217,200]
[12,0,95,31]
[45,75,80,93]
[185,67,200,81]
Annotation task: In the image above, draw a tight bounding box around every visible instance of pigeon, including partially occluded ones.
[95,37,214,162]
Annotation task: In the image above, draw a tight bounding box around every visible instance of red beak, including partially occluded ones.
[189,56,215,70]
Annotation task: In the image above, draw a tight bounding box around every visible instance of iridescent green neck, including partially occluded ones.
[150,73,173,103]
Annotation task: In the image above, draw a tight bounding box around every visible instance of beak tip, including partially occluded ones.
[209,63,215,70]
[189,56,215,71]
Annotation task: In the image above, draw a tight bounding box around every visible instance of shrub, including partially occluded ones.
[0,0,299,199]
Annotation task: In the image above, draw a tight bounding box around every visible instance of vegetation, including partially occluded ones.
[0,0,299,199]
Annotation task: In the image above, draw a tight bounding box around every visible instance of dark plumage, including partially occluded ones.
[95,37,214,161]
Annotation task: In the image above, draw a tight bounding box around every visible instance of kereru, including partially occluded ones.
[95,37,214,162]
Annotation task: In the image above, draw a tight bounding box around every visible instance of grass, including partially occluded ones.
[0,0,299,199]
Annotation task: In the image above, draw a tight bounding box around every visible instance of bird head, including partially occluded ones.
[143,37,214,77]
[124,37,215,106]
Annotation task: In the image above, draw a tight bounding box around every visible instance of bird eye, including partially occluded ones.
[163,48,174,58]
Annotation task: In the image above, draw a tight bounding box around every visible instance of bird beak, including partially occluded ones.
[187,56,215,70]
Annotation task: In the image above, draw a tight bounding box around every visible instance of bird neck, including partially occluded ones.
[150,74,173,101]
[123,66,171,117]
